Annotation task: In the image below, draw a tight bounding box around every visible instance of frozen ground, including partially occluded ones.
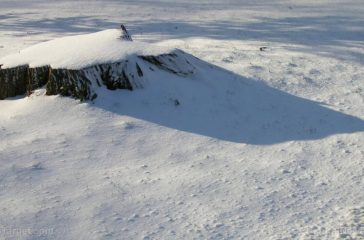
[0,0,364,239]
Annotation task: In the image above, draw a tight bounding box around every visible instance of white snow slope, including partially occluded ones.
[0,1,364,239]
[0,29,173,69]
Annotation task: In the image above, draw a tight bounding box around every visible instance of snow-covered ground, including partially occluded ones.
[0,0,364,239]
[0,29,174,69]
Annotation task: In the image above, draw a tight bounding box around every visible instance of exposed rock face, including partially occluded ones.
[46,67,95,101]
[0,65,28,99]
[0,49,197,101]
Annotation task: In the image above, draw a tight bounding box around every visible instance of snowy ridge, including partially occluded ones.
[0,30,200,100]
[0,29,174,69]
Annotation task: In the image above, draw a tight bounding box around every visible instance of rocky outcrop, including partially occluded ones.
[0,49,197,101]
[0,65,27,99]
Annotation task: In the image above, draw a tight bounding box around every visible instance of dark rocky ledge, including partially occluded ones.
[0,49,196,101]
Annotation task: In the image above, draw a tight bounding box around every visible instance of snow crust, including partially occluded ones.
[0,1,364,240]
[0,29,173,69]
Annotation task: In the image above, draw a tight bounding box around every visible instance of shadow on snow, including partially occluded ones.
[94,57,364,145]
[1,12,363,62]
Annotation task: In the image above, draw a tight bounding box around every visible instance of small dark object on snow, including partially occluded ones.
[31,162,43,171]
[120,24,133,41]
[259,47,268,51]
[174,99,180,106]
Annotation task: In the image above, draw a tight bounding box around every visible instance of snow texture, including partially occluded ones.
[0,0,364,240]
[0,29,173,69]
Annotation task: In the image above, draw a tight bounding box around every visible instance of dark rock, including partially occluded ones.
[46,68,93,101]
[29,66,51,94]
[259,47,268,51]
[0,65,28,99]
[120,24,133,41]
[139,50,195,77]
[0,50,196,101]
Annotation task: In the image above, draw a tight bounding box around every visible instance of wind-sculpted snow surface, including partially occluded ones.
[1,29,362,144]
[0,29,171,69]
[93,61,364,144]
[0,1,364,240]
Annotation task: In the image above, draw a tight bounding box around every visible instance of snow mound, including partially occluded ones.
[0,29,200,100]
[0,29,173,69]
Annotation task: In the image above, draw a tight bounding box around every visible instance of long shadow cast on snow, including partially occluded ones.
[1,11,363,62]
[94,59,364,145]
[127,15,364,63]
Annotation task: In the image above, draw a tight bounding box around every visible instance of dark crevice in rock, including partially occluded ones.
[27,66,50,95]
[97,64,133,91]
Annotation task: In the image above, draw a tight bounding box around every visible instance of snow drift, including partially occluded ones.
[0,27,363,145]
[0,29,198,100]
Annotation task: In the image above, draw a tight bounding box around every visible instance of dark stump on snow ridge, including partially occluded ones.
[0,49,197,101]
